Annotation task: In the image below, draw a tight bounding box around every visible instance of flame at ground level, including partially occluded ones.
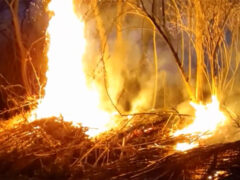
[175,142,198,152]
[174,95,227,151]
[30,0,113,137]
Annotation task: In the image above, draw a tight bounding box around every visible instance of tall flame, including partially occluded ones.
[30,0,111,137]
[174,95,227,151]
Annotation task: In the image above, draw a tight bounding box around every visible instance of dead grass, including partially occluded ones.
[0,113,180,179]
[0,114,239,179]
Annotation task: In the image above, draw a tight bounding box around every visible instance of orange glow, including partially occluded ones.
[174,95,227,151]
[30,0,112,137]
[175,142,198,151]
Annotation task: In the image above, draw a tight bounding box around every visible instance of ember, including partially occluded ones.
[175,142,198,151]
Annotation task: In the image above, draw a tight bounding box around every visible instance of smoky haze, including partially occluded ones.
[0,0,240,145]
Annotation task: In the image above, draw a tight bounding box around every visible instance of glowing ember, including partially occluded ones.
[175,142,198,152]
[30,0,111,137]
[174,95,227,151]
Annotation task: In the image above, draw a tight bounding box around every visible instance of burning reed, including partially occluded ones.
[1,0,240,179]
[0,114,240,179]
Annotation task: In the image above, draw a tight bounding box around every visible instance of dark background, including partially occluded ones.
[0,0,48,118]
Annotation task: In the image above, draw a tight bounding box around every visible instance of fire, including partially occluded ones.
[175,142,198,152]
[30,0,111,137]
[174,95,227,151]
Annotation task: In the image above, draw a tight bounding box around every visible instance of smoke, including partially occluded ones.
[80,1,193,115]
[80,0,240,145]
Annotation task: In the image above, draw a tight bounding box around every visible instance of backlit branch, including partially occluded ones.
[138,0,194,100]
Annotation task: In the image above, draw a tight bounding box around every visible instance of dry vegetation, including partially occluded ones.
[0,0,48,119]
[0,0,240,179]
[95,0,240,105]
[1,116,240,179]
[1,0,240,116]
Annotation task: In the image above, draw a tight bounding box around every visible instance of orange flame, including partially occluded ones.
[30,0,112,137]
[175,142,198,152]
[174,95,227,151]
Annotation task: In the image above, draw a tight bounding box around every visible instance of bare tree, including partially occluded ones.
[4,0,32,96]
